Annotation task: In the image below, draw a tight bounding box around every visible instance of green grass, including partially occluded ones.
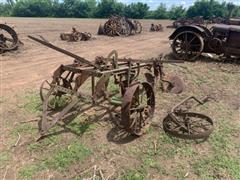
[43,141,91,171]
[18,92,42,115]
[11,123,37,136]
[118,168,146,180]
[19,164,42,180]
[0,151,11,168]
[193,154,240,179]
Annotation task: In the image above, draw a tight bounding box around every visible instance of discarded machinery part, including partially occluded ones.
[150,24,164,32]
[121,82,155,136]
[163,96,214,139]
[0,24,19,52]
[98,24,105,35]
[40,79,52,102]
[145,72,155,87]
[104,18,122,36]
[134,20,143,34]
[172,31,204,61]
[163,112,214,139]
[208,38,223,53]
[162,75,185,94]
[60,28,91,42]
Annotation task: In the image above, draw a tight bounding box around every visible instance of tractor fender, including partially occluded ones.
[169,25,212,40]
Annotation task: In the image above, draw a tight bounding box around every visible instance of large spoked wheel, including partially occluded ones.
[0,24,19,52]
[104,19,122,36]
[172,31,204,61]
[121,82,155,136]
[163,112,213,139]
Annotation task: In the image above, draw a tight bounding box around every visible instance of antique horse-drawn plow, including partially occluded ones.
[169,24,240,60]
[0,24,21,53]
[28,35,185,139]
[98,15,142,36]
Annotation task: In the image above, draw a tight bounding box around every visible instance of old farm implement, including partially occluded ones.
[169,24,240,60]
[28,35,184,139]
[98,15,142,36]
[0,24,21,53]
[163,96,214,139]
[60,27,92,42]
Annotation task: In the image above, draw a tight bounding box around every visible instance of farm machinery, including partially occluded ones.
[28,35,186,139]
[98,15,142,36]
[60,27,92,42]
[169,24,240,60]
[168,16,205,29]
[150,24,164,32]
[0,24,21,53]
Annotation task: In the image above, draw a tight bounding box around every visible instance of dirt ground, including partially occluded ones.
[0,18,239,180]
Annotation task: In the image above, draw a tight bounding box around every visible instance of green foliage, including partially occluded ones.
[124,2,149,19]
[169,6,186,20]
[153,3,168,19]
[1,0,240,19]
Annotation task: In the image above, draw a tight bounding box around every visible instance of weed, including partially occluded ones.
[20,92,42,115]
[193,153,240,179]
[0,151,10,168]
[118,168,146,180]
[19,164,42,180]
[43,141,91,171]
[11,123,36,136]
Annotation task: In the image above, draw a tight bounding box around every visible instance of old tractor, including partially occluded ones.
[98,15,142,36]
[60,27,92,42]
[28,35,186,140]
[0,23,21,53]
[169,24,240,60]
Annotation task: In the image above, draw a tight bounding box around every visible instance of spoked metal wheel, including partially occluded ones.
[163,112,213,139]
[172,31,204,61]
[104,19,122,36]
[0,24,19,52]
[40,72,74,110]
[121,82,155,136]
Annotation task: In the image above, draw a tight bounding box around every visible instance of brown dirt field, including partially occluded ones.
[0,18,239,180]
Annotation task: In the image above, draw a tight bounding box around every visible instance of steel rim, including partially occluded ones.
[172,31,204,61]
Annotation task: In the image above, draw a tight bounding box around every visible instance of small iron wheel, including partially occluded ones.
[0,24,19,52]
[172,31,204,61]
[163,112,213,139]
[121,82,155,136]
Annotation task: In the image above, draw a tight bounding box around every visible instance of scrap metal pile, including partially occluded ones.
[0,24,21,53]
[60,27,92,42]
[98,15,142,36]
[169,24,240,60]
[28,35,186,139]
[150,24,164,32]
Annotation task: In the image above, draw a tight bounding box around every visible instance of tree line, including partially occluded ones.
[0,0,240,19]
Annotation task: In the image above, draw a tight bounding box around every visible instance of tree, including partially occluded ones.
[124,2,149,19]
[186,0,225,19]
[0,3,12,16]
[94,0,124,18]
[153,3,168,19]
[168,6,186,20]
[12,0,53,17]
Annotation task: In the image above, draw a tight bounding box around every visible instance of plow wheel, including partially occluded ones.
[163,112,213,139]
[172,31,204,61]
[0,24,19,52]
[40,73,74,109]
[162,75,185,94]
[121,82,155,136]
[104,19,122,36]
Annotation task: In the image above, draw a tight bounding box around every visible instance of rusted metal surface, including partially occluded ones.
[150,24,164,32]
[167,16,205,29]
[169,24,240,60]
[163,96,214,139]
[98,15,142,37]
[29,35,184,140]
[60,27,91,42]
[0,24,21,53]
